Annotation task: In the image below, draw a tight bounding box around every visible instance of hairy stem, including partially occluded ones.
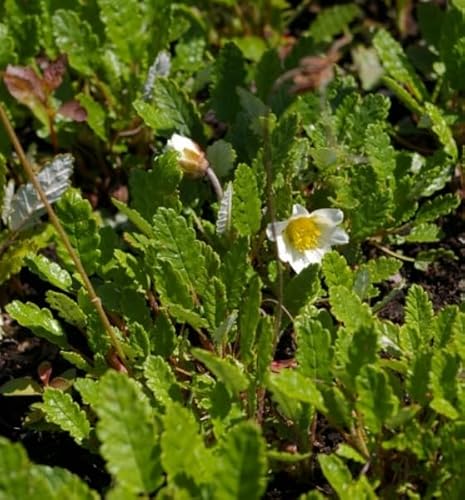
[205,166,224,201]
[0,102,128,367]
[262,112,284,344]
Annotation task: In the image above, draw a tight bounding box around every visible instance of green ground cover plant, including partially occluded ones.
[1,0,465,498]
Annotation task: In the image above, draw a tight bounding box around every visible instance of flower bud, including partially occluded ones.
[167,133,209,177]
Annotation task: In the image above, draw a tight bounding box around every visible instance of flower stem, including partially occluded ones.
[0,102,128,368]
[205,166,223,201]
[371,241,416,263]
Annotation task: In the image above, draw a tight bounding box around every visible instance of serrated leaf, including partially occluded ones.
[336,444,366,464]
[6,300,67,348]
[269,370,326,411]
[345,325,378,385]
[213,422,267,500]
[25,253,72,291]
[216,182,233,235]
[55,189,101,275]
[416,194,460,224]
[134,78,204,140]
[373,29,428,102]
[422,103,458,160]
[45,291,86,330]
[362,257,402,283]
[207,140,236,178]
[322,251,353,289]
[329,286,372,331]
[112,199,153,237]
[143,355,182,406]
[232,163,261,236]
[35,388,90,445]
[283,264,321,318]
[296,317,332,382]
[401,284,434,352]
[77,93,107,140]
[52,10,98,76]
[439,5,465,91]
[0,377,42,396]
[210,42,246,123]
[317,454,352,498]
[355,365,399,433]
[93,371,163,494]
[220,238,251,309]
[239,274,262,365]
[309,3,361,42]
[161,402,212,485]
[404,222,440,243]
[430,351,460,419]
[256,48,283,104]
[8,154,73,232]
[191,348,249,396]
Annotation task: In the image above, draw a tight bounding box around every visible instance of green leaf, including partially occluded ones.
[296,317,332,382]
[35,388,90,445]
[239,275,262,365]
[318,454,353,498]
[45,291,86,330]
[134,78,204,141]
[422,103,458,160]
[329,286,372,331]
[77,93,107,140]
[213,422,267,500]
[207,140,236,178]
[269,370,326,411]
[74,378,101,408]
[404,222,440,243]
[6,301,67,348]
[362,257,402,283]
[0,24,16,67]
[94,371,163,494]
[373,29,428,102]
[400,284,434,351]
[322,251,353,289]
[430,351,460,419]
[0,377,42,396]
[232,163,261,236]
[210,42,246,123]
[143,355,182,407]
[161,402,212,485]
[256,316,274,385]
[336,444,367,464]
[309,3,362,42]
[255,48,283,104]
[345,325,378,383]
[52,10,98,75]
[55,189,101,275]
[415,194,460,224]
[283,264,321,318]
[439,5,465,91]
[220,238,251,309]
[191,348,249,396]
[112,200,153,237]
[355,365,399,433]
[25,254,72,291]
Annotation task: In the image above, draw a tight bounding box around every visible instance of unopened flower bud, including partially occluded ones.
[167,133,209,177]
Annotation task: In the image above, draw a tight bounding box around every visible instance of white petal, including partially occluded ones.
[167,134,200,153]
[304,246,328,264]
[328,227,349,245]
[276,234,292,263]
[289,253,310,273]
[266,221,288,241]
[292,204,309,217]
[311,208,344,225]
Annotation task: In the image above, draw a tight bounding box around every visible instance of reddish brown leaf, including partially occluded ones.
[38,361,53,386]
[4,64,47,106]
[38,54,68,92]
[57,100,88,122]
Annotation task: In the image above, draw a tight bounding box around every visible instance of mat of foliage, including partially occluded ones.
[1,1,465,498]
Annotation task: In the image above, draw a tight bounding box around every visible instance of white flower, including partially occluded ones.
[266,204,349,273]
[166,133,208,177]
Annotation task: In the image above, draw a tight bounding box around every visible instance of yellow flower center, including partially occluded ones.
[285,217,321,252]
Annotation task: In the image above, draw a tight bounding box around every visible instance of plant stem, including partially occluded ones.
[371,241,416,263]
[262,112,284,344]
[0,102,128,367]
[205,166,224,201]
